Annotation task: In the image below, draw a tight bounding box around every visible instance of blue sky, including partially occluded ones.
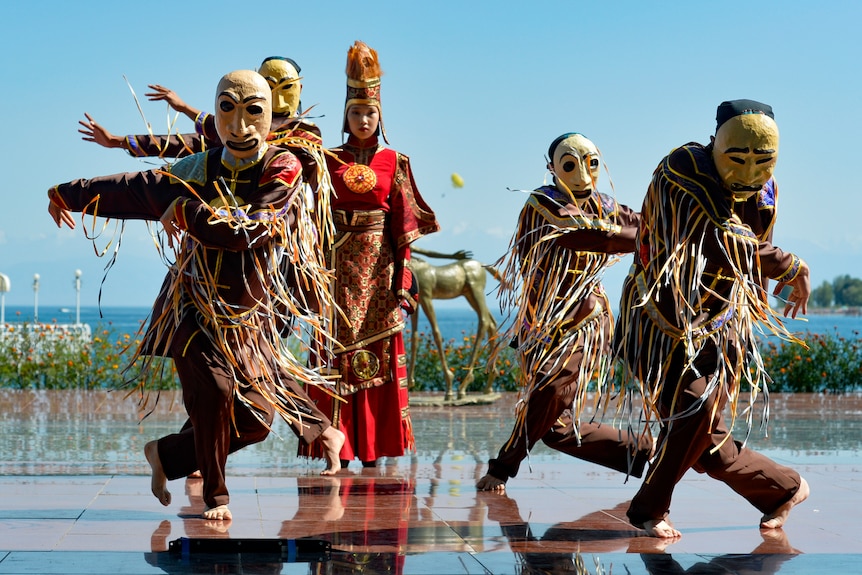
[2,1,860,311]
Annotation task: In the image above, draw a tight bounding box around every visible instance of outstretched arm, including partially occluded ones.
[145,84,201,122]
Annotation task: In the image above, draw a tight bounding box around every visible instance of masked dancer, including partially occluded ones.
[48,70,345,521]
[477,133,654,492]
[614,99,810,538]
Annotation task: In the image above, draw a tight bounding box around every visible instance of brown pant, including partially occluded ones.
[627,342,801,526]
[488,319,652,482]
[156,313,330,509]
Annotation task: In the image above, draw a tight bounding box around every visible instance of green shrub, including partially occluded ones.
[0,321,179,390]
[406,329,520,393]
[761,329,862,393]
[3,322,859,395]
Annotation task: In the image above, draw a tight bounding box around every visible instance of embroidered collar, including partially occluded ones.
[221,143,268,171]
[346,134,380,150]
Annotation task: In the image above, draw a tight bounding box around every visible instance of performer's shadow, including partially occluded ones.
[638,529,801,575]
[478,491,643,573]
[479,491,801,575]
[278,472,415,574]
[144,478,277,574]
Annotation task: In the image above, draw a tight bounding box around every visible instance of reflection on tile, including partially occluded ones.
[1,391,862,573]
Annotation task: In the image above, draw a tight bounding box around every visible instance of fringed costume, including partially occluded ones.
[299,41,439,466]
[614,140,806,527]
[49,143,336,510]
[116,110,335,307]
[485,185,653,484]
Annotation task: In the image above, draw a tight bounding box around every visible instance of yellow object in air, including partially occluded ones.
[451,173,464,188]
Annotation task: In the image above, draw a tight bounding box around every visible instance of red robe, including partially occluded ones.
[301,134,439,464]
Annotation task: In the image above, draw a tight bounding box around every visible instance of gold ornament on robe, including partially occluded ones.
[343,164,377,194]
[351,350,380,380]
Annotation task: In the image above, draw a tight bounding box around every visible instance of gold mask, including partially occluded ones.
[257,58,302,117]
[712,113,779,199]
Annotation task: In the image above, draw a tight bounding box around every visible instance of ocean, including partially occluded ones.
[3,304,861,341]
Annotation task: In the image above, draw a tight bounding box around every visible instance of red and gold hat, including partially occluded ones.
[343,40,388,143]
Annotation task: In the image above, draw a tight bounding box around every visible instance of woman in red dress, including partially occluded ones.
[300,41,439,468]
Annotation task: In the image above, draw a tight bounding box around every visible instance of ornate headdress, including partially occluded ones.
[343,40,387,143]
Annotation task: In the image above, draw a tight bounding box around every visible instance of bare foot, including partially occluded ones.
[319,426,345,476]
[760,477,809,529]
[476,473,507,492]
[187,470,202,479]
[202,504,232,520]
[643,518,682,539]
[145,440,171,506]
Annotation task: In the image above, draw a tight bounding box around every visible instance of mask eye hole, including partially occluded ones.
[247,104,264,115]
[729,157,745,165]
[219,101,235,113]
[589,158,599,168]
[562,161,576,173]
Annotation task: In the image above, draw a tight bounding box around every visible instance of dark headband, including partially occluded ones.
[259,56,301,74]
[715,99,774,132]
[548,132,584,160]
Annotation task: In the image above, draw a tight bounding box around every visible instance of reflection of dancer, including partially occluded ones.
[615,100,810,538]
[477,133,652,492]
[299,41,439,468]
[49,70,344,521]
[639,530,799,574]
[145,477,287,574]
[280,474,414,574]
[480,492,636,573]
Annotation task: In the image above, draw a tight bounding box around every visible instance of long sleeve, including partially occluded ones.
[49,170,180,221]
[123,112,221,159]
[554,208,640,253]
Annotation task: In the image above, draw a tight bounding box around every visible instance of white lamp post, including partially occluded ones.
[74,269,82,325]
[33,273,40,324]
[0,273,9,326]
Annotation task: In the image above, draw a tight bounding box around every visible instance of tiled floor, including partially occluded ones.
[0,390,860,574]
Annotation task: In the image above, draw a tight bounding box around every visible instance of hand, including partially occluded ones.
[79,113,123,148]
[452,249,473,260]
[160,199,182,249]
[48,199,75,229]
[773,260,810,319]
[399,297,416,315]
[146,84,200,120]
[145,84,187,110]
